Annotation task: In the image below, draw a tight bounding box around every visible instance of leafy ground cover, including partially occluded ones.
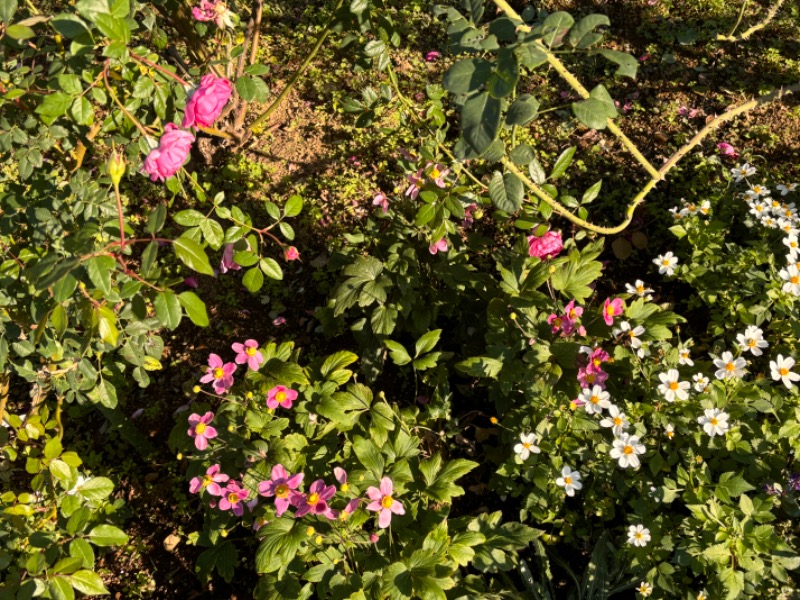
[2,0,800,597]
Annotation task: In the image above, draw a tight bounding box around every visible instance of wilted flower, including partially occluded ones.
[373,191,389,213]
[219,243,241,274]
[192,0,236,29]
[142,124,194,182]
[425,50,441,61]
[527,230,563,260]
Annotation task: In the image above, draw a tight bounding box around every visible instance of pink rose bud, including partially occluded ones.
[142,124,194,182]
[425,51,441,62]
[527,230,563,259]
[183,74,232,129]
[370,533,379,544]
[284,246,300,261]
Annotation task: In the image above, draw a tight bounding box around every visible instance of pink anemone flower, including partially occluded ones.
[219,481,249,516]
[189,464,229,495]
[258,464,304,517]
[429,238,448,255]
[366,477,405,528]
[187,412,218,450]
[373,192,389,213]
[291,479,337,519]
[232,339,263,371]
[266,385,298,410]
[199,353,236,394]
[602,297,625,326]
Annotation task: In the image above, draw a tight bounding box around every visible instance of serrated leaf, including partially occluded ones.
[443,58,492,95]
[506,94,539,126]
[489,171,524,213]
[178,291,209,326]
[235,75,269,103]
[154,291,182,330]
[461,91,501,155]
[384,340,412,366]
[415,330,442,357]
[173,237,215,276]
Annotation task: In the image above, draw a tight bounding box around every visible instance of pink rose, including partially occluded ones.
[527,230,563,259]
[182,74,232,129]
[142,124,194,182]
[284,246,300,261]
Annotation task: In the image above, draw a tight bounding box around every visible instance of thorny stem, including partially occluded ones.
[130,51,189,87]
[103,64,152,138]
[490,0,800,234]
[248,0,345,133]
[717,0,786,42]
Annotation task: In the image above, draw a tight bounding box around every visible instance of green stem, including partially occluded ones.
[718,0,785,42]
[248,0,344,132]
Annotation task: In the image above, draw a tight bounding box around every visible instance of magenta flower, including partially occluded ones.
[272,316,286,327]
[266,385,298,410]
[189,464,229,495]
[370,533,380,543]
[192,0,234,29]
[284,246,300,261]
[219,243,241,274]
[406,169,424,199]
[547,313,573,335]
[429,238,448,255]
[602,297,625,326]
[717,142,739,158]
[199,353,236,394]
[232,339,263,371]
[463,202,478,228]
[219,481,250,516]
[577,366,608,389]
[187,412,218,450]
[588,347,611,371]
[428,163,450,188]
[182,74,232,129]
[373,192,389,213]
[527,230,563,259]
[142,123,194,182]
[292,479,337,518]
[366,477,405,529]
[564,300,583,321]
[258,464,304,517]
[183,277,199,288]
[425,50,441,62]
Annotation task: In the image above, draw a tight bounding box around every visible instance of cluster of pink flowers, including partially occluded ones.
[189,463,253,515]
[405,162,450,199]
[527,230,563,259]
[547,300,586,337]
[576,346,611,390]
[192,0,235,29]
[142,74,231,182]
[199,340,264,394]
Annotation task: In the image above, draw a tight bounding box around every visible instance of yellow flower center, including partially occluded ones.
[710,417,718,426]
[606,305,616,315]
[780,368,789,376]
[276,391,286,402]
[245,346,257,356]
[275,483,289,499]
[341,483,349,492]
[307,492,320,505]
[635,532,643,539]
[553,317,562,327]
[791,276,800,284]
[564,476,572,485]
[666,431,675,439]
[202,475,213,487]
[381,495,394,509]
[213,367,225,379]
[725,362,736,372]
[623,445,634,455]
[430,168,440,179]
[585,373,596,383]
[662,259,670,266]
[227,492,238,504]
[613,417,622,426]
[590,395,599,404]
[195,422,207,435]
[523,442,532,449]
[669,381,679,391]
[747,339,757,347]
[636,285,644,293]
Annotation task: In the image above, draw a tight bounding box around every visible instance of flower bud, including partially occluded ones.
[192,385,201,394]
[107,150,126,186]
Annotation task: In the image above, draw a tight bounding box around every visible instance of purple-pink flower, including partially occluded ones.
[219,243,241,274]
[291,479,337,519]
[577,366,608,389]
[527,230,563,259]
[429,238,448,255]
[232,339,263,371]
[602,297,624,326]
[427,163,449,188]
[717,142,739,158]
[258,464,304,516]
[219,481,250,516]
[183,74,232,129]
[142,123,194,182]
[187,412,218,450]
[192,0,234,29]
[199,353,236,394]
[373,192,389,213]
[366,477,405,528]
[266,385,298,410]
[284,246,300,261]
[425,50,441,62]
[406,169,424,199]
[189,464,229,495]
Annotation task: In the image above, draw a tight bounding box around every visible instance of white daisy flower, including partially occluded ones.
[784,235,800,257]
[731,163,756,182]
[698,200,711,216]
[658,369,690,402]
[713,351,747,380]
[761,215,778,228]
[627,524,651,547]
[693,373,710,392]
[678,346,694,366]
[745,183,770,199]
[555,466,583,497]
[780,264,800,296]
[777,183,798,196]
[665,423,675,440]
[637,582,654,597]
[514,432,541,460]
[613,321,645,349]
[625,280,654,300]
[777,218,799,236]
[698,408,730,437]
[748,201,768,218]
[610,433,646,469]
[736,325,769,356]
[654,252,679,276]
[770,354,800,389]
[599,405,630,436]
[580,385,611,416]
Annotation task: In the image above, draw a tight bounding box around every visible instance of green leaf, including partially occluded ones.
[174,209,206,226]
[235,75,269,103]
[70,96,93,125]
[582,180,602,204]
[200,218,224,250]
[571,85,616,130]
[549,146,576,180]
[489,171,523,213]
[44,436,63,460]
[456,356,503,378]
[5,23,34,39]
[48,577,75,600]
[415,330,442,357]
[154,291,182,330]
[94,13,130,42]
[443,58,492,95]
[243,266,264,292]
[415,203,436,227]
[505,94,539,126]
[568,14,610,48]
[256,519,306,574]
[542,11,574,47]
[384,340,412,366]
[514,43,547,69]
[36,92,72,118]
[284,195,303,217]
[77,477,114,501]
[528,157,546,185]
[0,0,18,22]
[371,305,398,335]
[353,436,385,477]
[86,255,115,297]
[461,91,501,155]
[87,379,118,408]
[596,49,639,79]
[260,257,283,280]
[88,524,129,547]
[174,237,215,276]
[94,306,119,346]
[178,291,209,327]
[487,48,518,99]
[420,456,477,502]
[320,351,358,378]
[716,472,755,504]
[69,570,109,595]
[69,539,94,570]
